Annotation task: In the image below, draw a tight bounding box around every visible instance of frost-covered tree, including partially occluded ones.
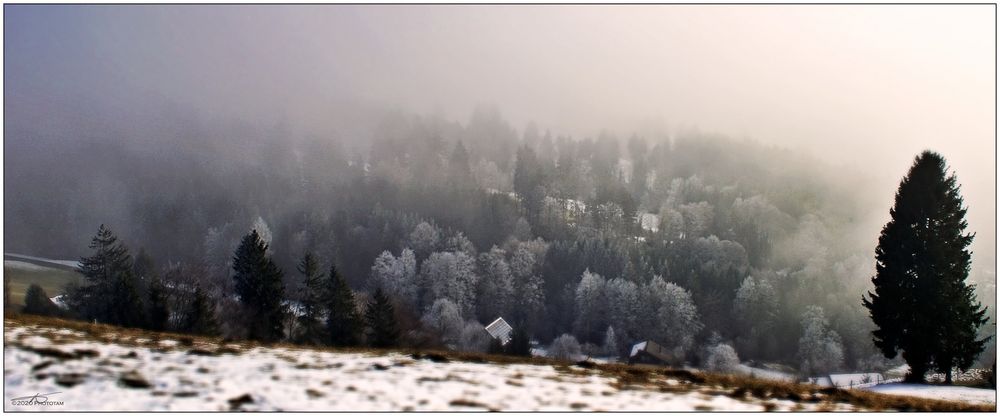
[798,306,844,376]
[476,246,515,321]
[422,298,464,345]
[457,320,491,352]
[644,276,703,357]
[659,207,685,241]
[704,343,740,374]
[731,195,793,265]
[420,251,478,317]
[252,216,273,248]
[515,272,546,328]
[408,221,442,259]
[370,249,418,306]
[472,159,512,192]
[603,326,620,357]
[203,222,239,281]
[549,333,582,360]
[507,242,547,328]
[573,269,608,343]
[678,201,714,239]
[509,244,538,280]
[605,278,641,343]
[512,217,532,241]
[444,231,476,257]
[733,275,779,358]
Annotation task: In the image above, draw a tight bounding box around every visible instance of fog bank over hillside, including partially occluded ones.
[6,5,994,276]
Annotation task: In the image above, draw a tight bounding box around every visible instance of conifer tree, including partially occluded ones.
[182,284,218,336]
[365,287,400,348]
[232,229,286,342]
[146,277,170,331]
[326,263,361,346]
[75,224,145,327]
[863,151,989,383]
[23,284,61,317]
[296,252,326,344]
[505,325,532,356]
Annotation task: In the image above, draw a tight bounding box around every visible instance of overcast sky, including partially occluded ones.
[4,4,995,265]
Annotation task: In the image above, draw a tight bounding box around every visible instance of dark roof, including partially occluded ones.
[629,340,674,364]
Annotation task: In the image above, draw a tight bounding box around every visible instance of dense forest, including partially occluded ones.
[5,105,996,374]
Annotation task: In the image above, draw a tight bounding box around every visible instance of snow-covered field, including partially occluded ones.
[3,254,80,270]
[3,321,867,411]
[864,384,996,406]
[3,261,56,273]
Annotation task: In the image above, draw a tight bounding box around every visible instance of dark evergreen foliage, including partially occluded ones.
[487,338,506,355]
[295,252,326,344]
[181,284,218,336]
[23,284,61,316]
[365,287,400,348]
[232,229,287,342]
[30,109,995,371]
[326,263,361,347]
[505,326,532,356]
[146,277,170,331]
[863,151,989,383]
[72,224,146,327]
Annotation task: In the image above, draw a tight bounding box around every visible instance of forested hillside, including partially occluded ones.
[4,106,995,373]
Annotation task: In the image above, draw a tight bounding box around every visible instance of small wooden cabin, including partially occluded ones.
[628,340,678,366]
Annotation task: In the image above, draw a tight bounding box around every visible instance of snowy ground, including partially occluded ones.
[3,254,79,270]
[864,383,996,406]
[3,321,865,412]
[3,261,56,273]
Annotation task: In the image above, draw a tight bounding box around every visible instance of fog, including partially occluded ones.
[2,5,996,365]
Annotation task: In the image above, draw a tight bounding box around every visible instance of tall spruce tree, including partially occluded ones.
[863,151,989,383]
[365,287,400,348]
[296,252,326,344]
[75,224,145,327]
[232,229,287,342]
[326,263,361,347]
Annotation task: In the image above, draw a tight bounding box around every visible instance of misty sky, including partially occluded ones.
[4,4,996,266]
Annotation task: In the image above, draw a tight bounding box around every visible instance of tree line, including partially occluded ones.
[9,108,994,378]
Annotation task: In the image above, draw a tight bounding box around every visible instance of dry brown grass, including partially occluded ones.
[5,314,996,412]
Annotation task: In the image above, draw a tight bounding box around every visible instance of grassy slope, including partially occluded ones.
[3,314,995,412]
[3,264,81,309]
